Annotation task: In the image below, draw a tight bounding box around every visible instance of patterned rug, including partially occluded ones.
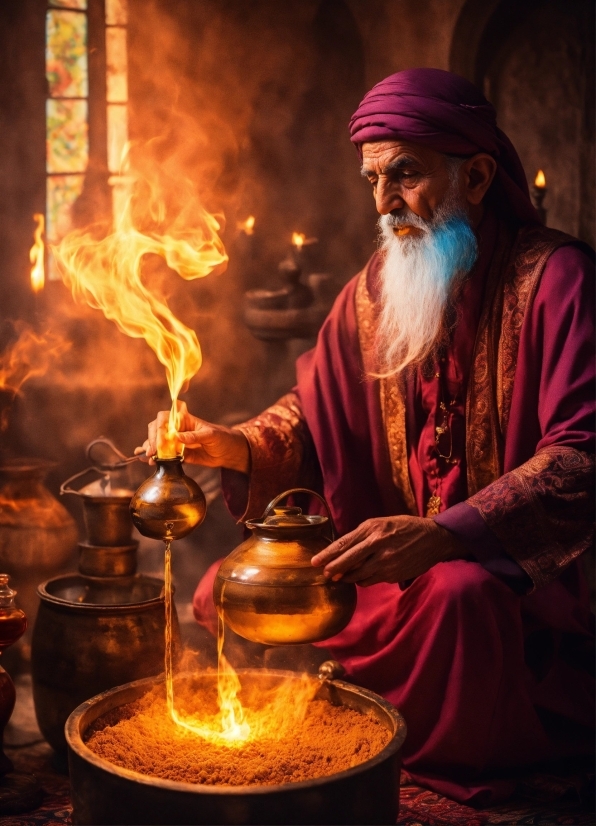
[1,741,593,826]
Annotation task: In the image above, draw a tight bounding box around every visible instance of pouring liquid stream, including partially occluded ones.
[163,541,250,743]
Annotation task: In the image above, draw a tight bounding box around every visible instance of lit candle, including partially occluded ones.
[30,214,45,294]
[237,215,255,236]
[291,231,317,266]
[531,170,547,224]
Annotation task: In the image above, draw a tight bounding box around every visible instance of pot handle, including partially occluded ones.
[262,488,336,542]
[59,466,105,496]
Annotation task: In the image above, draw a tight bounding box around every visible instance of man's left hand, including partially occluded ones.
[311,515,466,586]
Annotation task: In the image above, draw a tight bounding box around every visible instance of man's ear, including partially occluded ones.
[461,154,497,205]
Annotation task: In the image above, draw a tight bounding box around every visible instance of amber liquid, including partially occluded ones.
[0,609,27,653]
[164,541,174,713]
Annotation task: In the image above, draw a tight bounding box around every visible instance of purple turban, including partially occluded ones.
[349,68,539,225]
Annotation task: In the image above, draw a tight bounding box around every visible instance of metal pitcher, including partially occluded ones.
[213,488,357,645]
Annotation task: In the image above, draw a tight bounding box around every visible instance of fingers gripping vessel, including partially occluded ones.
[213,489,357,645]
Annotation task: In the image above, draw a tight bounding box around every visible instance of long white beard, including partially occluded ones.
[375,194,478,377]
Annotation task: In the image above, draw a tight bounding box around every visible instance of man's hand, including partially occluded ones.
[134,401,250,473]
[311,515,466,586]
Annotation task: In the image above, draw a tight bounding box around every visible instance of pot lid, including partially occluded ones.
[250,506,327,530]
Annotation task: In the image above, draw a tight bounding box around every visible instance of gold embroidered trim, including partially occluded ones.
[234,391,307,520]
[497,225,576,438]
[465,221,513,495]
[466,223,578,496]
[355,269,417,515]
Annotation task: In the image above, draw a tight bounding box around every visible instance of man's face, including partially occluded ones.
[361,140,458,228]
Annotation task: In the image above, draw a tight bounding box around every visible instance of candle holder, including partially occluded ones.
[0,574,42,815]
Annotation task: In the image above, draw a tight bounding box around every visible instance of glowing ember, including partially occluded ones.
[534,169,546,188]
[85,674,391,785]
[52,151,228,458]
[30,214,45,294]
[237,215,255,236]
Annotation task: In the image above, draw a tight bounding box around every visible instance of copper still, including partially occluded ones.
[31,440,180,754]
[0,458,77,665]
[214,489,356,645]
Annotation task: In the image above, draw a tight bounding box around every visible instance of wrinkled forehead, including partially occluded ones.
[360,140,450,174]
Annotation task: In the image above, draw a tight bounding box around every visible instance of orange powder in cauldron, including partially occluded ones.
[85,675,391,785]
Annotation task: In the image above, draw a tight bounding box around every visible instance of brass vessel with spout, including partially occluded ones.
[213,488,357,645]
[130,456,206,541]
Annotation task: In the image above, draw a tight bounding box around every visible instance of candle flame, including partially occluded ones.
[534,169,546,188]
[30,214,45,293]
[237,215,255,236]
[291,232,318,249]
[52,148,228,458]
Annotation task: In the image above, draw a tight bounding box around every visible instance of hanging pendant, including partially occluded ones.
[426,494,441,517]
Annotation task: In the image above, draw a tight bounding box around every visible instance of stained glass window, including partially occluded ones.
[46,10,88,98]
[106,0,129,211]
[46,3,89,269]
[44,0,128,273]
[46,174,85,242]
[46,99,89,173]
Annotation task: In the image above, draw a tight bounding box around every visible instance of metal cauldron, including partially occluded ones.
[66,669,406,825]
[32,575,180,754]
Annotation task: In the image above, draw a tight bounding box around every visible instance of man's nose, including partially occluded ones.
[375,178,404,215]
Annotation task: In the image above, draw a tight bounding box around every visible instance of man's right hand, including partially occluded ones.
[134,401,250,474]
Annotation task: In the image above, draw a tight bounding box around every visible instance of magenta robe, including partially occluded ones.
[194,218,594,806]
[291,224,594,804]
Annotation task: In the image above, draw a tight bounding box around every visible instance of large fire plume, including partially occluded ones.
[52,145,228,458]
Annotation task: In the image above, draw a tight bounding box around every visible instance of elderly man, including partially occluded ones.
[142,69,594,805]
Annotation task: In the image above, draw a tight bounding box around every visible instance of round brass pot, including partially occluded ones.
[130,457,206,541]
[66,670,406,825]
[214,490,356,645]
[31,574,179,753]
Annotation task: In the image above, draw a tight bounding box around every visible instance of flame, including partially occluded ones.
[30,214,45,293]
[237,215,255,236]
[291,232,318,249]
[534,169,546,188]
[0,321,69,431]
[164,545,253,743]
[0,321,68,399]
[52,148,228,458]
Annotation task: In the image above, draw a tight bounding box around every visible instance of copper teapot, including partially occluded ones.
[213,488,357,645]
[130,457,206,541]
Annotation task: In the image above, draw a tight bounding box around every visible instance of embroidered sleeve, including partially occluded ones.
[226,391,320,522]
[467,446,595,590]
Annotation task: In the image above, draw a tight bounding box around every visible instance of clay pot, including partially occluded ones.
[0,458,77,660]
